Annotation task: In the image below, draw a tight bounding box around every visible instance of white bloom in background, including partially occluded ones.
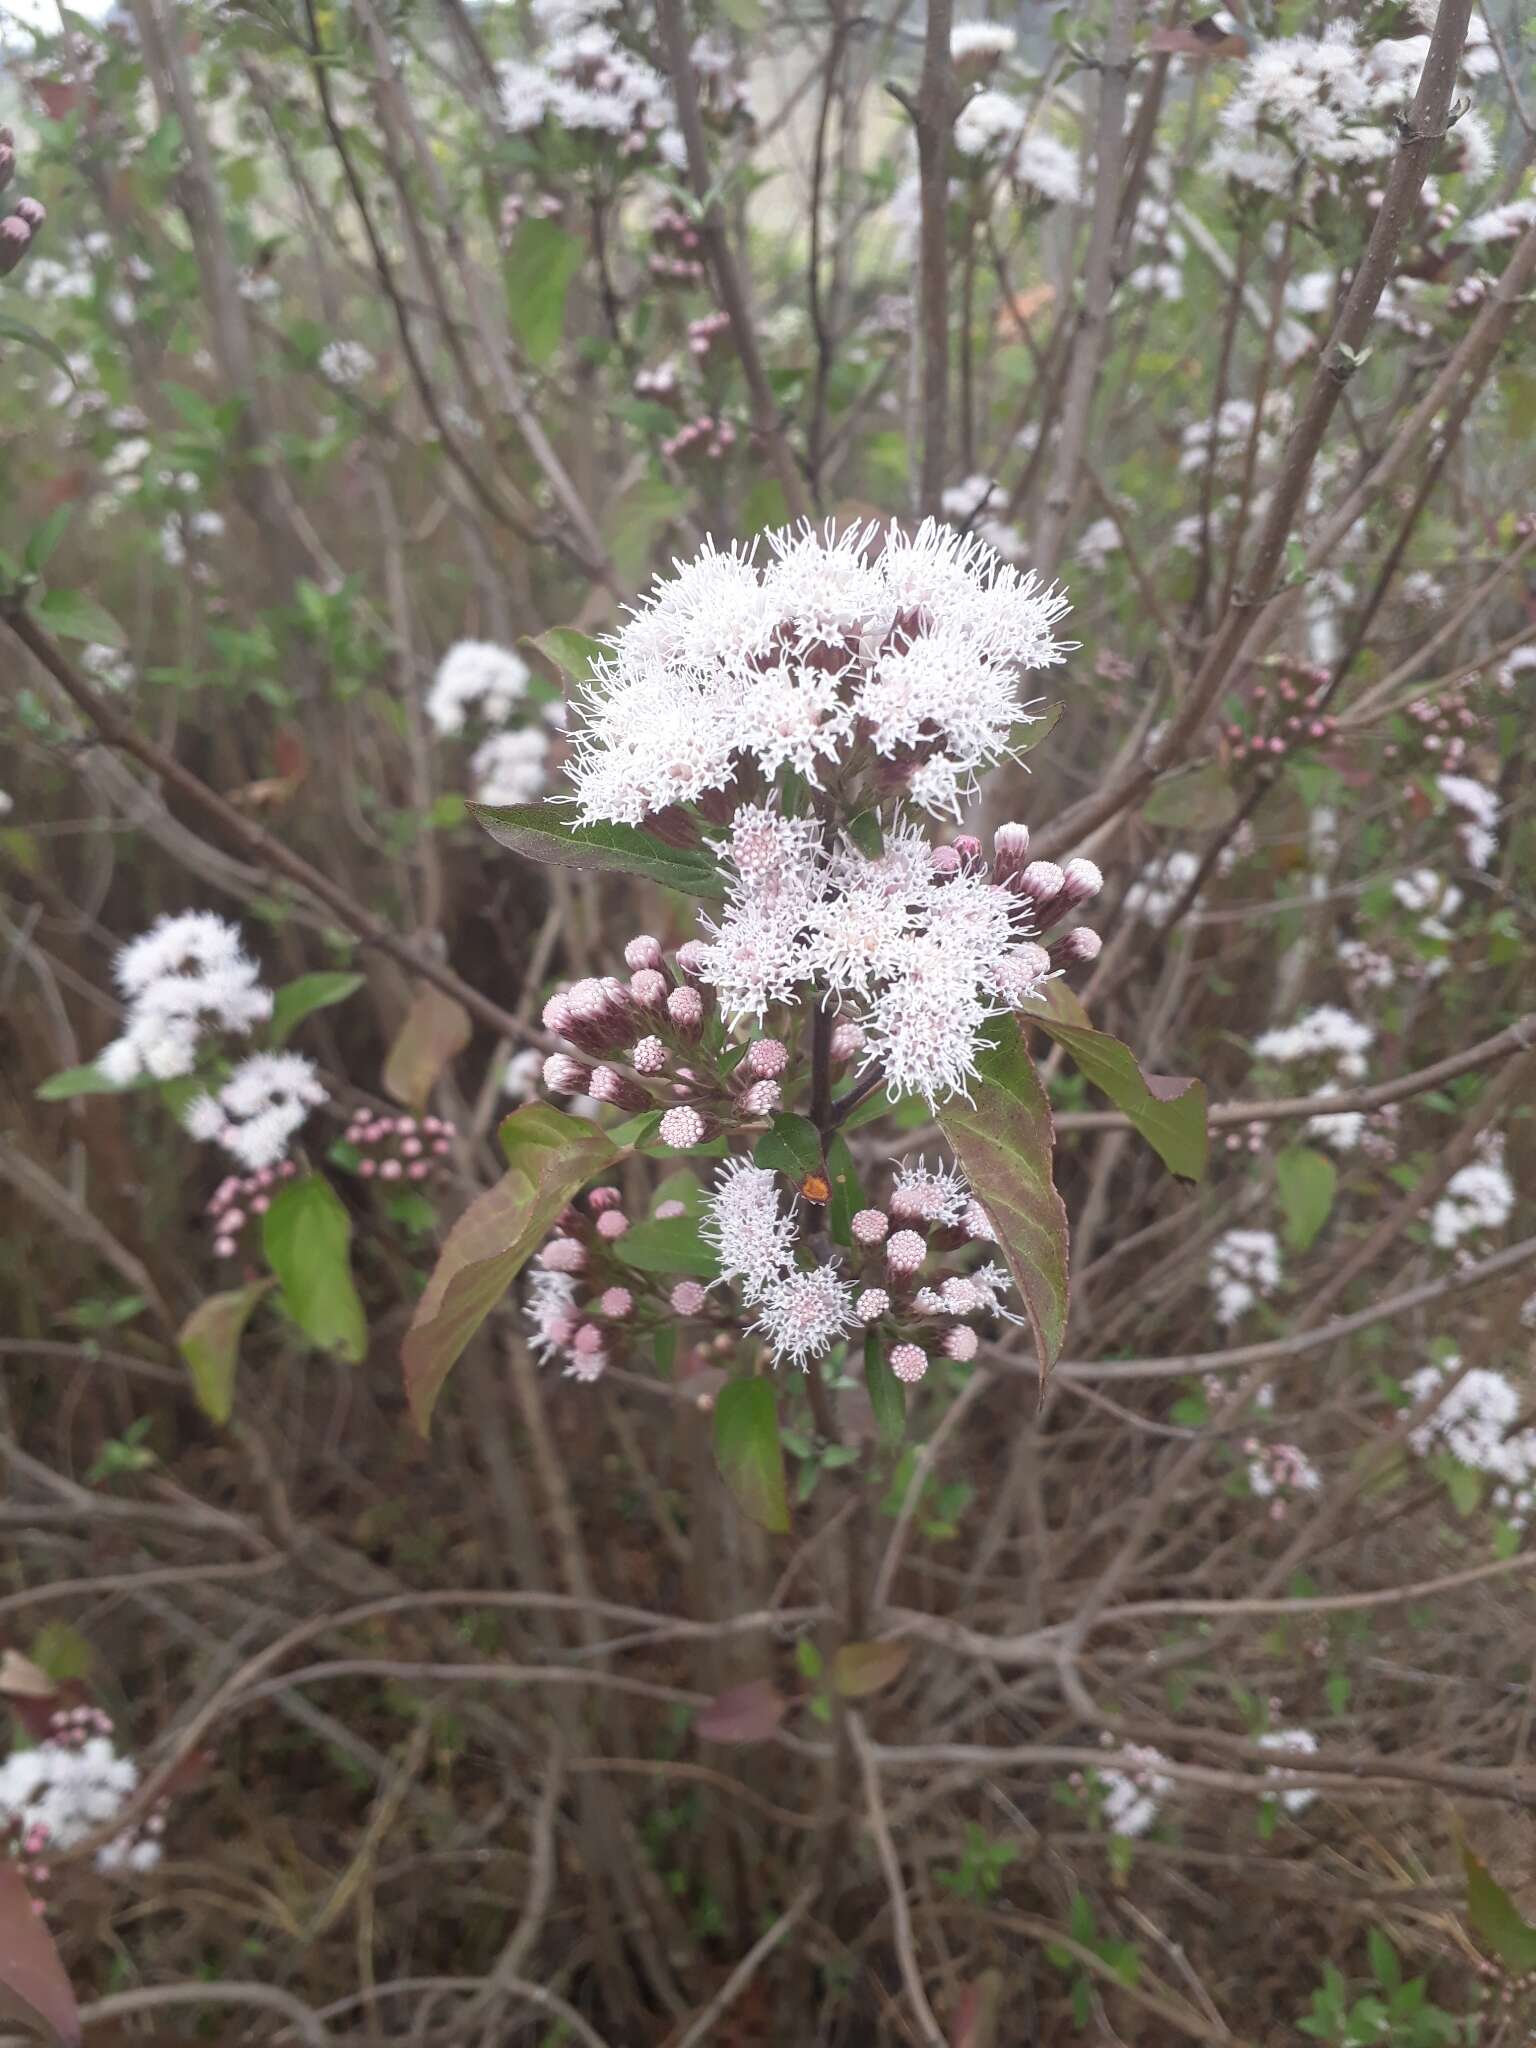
[318,339,375,386]
[0,1713,162,1875]
[954,87,1023,159]
[1209,1228,1282,1327]
[1098,1745,1173,1838]
[526,1268,581,1361]
[503,1046,546,1099]
[183,1052,326,1171]
[427,640,532,736]
[83,641,134,691]
[700,1157,799,1298]
[1252,1005,1374,1080]
[497,10,684,156]
[1406,1352,1536,1523]
[99,913,272,1084]
[1014,133,1082,207]
[1207,23,1407,196]
[1123,848,1202,924]
[1074,517,1121,571]
[0,790,11,817]
[1437,772,1500,871]
[1338,938,1395,994]
[1429,1136,1515,1252]
[1246,1441,1322,1501]
[1258,1728,1320,1813]
[750,1262,858,1368]
[951,20,1015,61]
[565,518,1068,829]
[1305,1084,1366,1155]
[472,727,550,806]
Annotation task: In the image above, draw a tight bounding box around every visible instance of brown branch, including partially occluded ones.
[913,0,955,515]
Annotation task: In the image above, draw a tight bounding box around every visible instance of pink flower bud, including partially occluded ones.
[855,1287,889,1322]
[830,1021,865,1063]
[940,1276,982,1313]
[573,1322,605,1354]
[746,1038,788,1079]
[539,1236,587,1273]
[213,1235,237,1258]
[962,1198,994,1240]
[624,934,665,972]
[543,1054,591,1096]
[542,993,577,1037]
[740,1079,781,1117]
[596,1209,629,1240]
[667,985,704,1034]
[992,944,1051,1007]
[942,1326,979,1361]
[953,834,982,862]
[929,843,961,877]
[630,969,668,1010]
[600,1287,633,1316]
[659,1104,708,1148]
[632,1035,668,1074]
[886,1229,926,1275]
[0,216,31,276]
[401,1136,423,1158]
[670,1280,707,1314]
[589,1065,648,1111]
[675,939,710,977]
[991,821,1030,881]
[1061,857,1102,906]
[587,1186,622,1211]
[408,1161,430,1180]
[380,1159,403,1180]
[1050,926,1102,968]
[222,1208,245,1234]
[851,1208,890,1245]
[890,1343,929,1384]
[358,1158,378,1178]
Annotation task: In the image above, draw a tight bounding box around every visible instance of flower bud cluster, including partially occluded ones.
[1223,668,1338,769]
[649,203,706,284]
[662,413,739,464]
[0,128,46,279]
[1382,682,1480,773]
[203,1158,300,1261]
[344,1110,457,1183]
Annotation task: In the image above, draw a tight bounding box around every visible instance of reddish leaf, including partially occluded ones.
[831,1640,910,1699]
[384,985,473,1113]
[695,1679,788,1745]
[0,1863,80,2048]
[949,1969,1002,2048]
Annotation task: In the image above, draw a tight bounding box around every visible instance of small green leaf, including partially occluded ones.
[1013,700,1064,755]
[1275,1146,1337,1253]
[502,216,585,366]
[826,1132,863,1248]
[469,801,728,899]
[526,627,602,685]
[846,810,884,857]
[713,1376,789,1533]
[177,1279,273,1424]
[753,1112,823,1182]
[1032,987,1208,1181]
[24,507,72,575]
[939,1017,1069,1378]
[32,588,127,649]
[1143,759,1239,830]
[1366,1929,1400,1994]
[402,1105,619,1432]
[269,970,365,1045]
[618,1215,720,1279]
[0,311,79,382]
[262,1176,367,1365]
[864,1330,905,1447]
[832,1639,909,1699]
[35,1061,139,1102]
[1464,1848,1536,1970]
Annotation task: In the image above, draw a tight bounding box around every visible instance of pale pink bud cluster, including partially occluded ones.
[1226,671,1339,767]
[203,1159,300,1260]
[345,1111,456,1187]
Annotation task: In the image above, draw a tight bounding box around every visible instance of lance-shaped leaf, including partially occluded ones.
[753,1112,823,1182]
[34,1061,141,1102]
[269,970,365,1046]
[403,1105,619,1433]
[526,627,602,684]
[618,1215,720,1279]
[469,801,728,900]
[1030,988,1208,1182]
[0,1861,80,2047]
[832,1639,910,1699]
[864,1329,905,1447]
[262,1176,367,1365]
[713,1375,790,1533]
[383,984,472,1112]
[177,1279,273,1424]
[939,1018,1069,1378]
[1275,1145,1337,1251]
[1464,1847,1536,1970]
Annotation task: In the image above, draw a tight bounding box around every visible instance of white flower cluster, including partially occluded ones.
[1097,1745,1173,1838]
[184,1051,328,1173]
[1407,1352,1536,1524]
[1437,772,1500,871]
[1429,1136,1515,1253]
[952,92,1083,205]
[940,475,1027,563]
[1209,1227,1282,1327]
[99,912,272,1085]
[1206,26,1402,196]
[1122,848,1202,925]
[950,21,1015,63]
[499,0,686,169]
[318,339,375,386]
[696,808,1060,1105]
[0,1709,162,1875]
[471,727,551,807]
[426,641,531,737]
[700,1159,855,1367]
[1392,866,1462,978]
[1258,1728,1319,1815]
[1252,1007,1375,1151]
[564,519,1069,828]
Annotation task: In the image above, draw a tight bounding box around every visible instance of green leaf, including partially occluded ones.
[715,0,764,29]
[0,311,79,383]
[502,217,585,366]
[1366,1930,1400,1994]
[753,1112,823,1182]
[35,1061,139,1102]
[25,507,72,575]
[177,1279,272,1424]
[846,810,883,858]
[826,1132,863,1248]
[269,970,365,1045]
[1464,1847,1536,1969]
[32,588,127,648]
[383,984,472,1112]
[864,1330,905,1448]
[402,1105,619,1432]
[939,1017,1070,1379]
[618,1215,720,1279]
[469,801,728,900]
[526,627,602,685]
[1031,987,1208,1182]
[262,1176,367,1365]
[1013,700,1064,755]
[1143,759,1240,830]
[713,1376,790,1533]
[832,1639,909,1699]
[1275,1146,1337,1253]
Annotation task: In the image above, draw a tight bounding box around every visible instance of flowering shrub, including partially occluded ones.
[2,0,1535,2038]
